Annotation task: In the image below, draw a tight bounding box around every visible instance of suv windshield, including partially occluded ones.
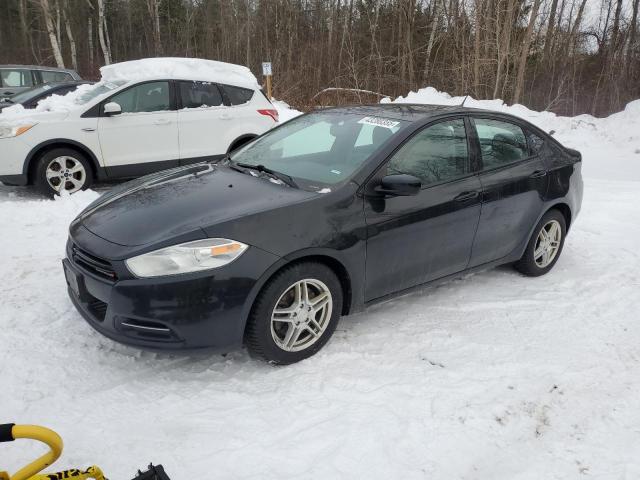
[230,110,408,190]
[74,80,127,105]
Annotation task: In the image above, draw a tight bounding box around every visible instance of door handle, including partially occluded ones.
[220,113,232,120]
[454,191,479,202]
[154,118,171,125]
[529,170,547,178]
[81,127,95,132]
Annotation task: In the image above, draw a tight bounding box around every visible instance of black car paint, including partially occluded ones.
[65,105,583,351]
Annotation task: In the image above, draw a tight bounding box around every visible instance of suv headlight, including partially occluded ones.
[0,123,36,139]
[125,239,249,278]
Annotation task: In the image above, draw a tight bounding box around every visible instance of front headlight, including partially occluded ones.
[0,123,36,139]
[125,238,249,278]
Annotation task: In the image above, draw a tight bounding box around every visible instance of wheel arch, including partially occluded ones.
[24,139,101,184]
[240,250,354,341]
[549,202,572,231]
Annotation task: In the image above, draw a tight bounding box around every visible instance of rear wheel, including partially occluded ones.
[34,148,93,197]
[515,209,566,276]
[245,262,343,364]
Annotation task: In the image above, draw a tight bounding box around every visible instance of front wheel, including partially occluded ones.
[34,148,93,197]
[245,262,343,364]
[515,209,567,276]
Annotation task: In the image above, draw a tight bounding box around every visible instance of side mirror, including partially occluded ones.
[103,102,122,116]
[375,174,421,196]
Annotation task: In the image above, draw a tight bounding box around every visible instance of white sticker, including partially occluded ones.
[358,116,399,129]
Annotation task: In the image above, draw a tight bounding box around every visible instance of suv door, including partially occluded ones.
[363,117,482,301]
[176,80,227,163]
[468,116,549,267]
[97,81,179,175]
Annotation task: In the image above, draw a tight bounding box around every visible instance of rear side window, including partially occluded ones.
[1,69,33,88]
[178,81,223,108]
[387,119,469,187]
[41,70,74,83]
[474,118,528,169]
[223,85,254,105]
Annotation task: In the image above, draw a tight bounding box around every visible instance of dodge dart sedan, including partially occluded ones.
[63,104,583,364]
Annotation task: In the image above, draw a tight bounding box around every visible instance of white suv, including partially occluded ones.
[0,60,278,195]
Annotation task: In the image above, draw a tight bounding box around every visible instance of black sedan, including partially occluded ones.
[0,81,92,111]
[63,105,583,364]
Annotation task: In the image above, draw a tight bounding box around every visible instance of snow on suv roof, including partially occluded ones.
[100,57,260,90]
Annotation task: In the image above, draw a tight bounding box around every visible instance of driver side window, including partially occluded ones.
[109,81,170,114]
[387,119,469,187]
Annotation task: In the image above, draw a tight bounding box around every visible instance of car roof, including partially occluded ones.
[316,103,530,124]
[0,64,79,74]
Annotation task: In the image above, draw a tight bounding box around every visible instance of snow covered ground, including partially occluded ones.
[2,89,640,480]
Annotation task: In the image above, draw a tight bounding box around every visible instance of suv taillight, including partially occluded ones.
[257,109,279,122]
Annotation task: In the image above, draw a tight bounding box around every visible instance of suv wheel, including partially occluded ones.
[245,262,343,364]
[34,148,93,196]
[515,209,567,276]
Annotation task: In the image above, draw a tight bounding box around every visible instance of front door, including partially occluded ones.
[468,116,549,267]
[364,118,482,301]
[98,81,179,174]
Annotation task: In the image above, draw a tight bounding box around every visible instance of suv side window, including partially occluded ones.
[222,85,254,105]
[41,70,74,83]
[387,118,469,187]
[108,81,170,113]
[178,81,223,108]
[0,69,34,88]
[473,118,528,169]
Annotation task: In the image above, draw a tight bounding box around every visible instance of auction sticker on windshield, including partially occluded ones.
[358,116,400,129]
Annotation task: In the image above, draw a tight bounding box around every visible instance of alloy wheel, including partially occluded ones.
[45,156,86,193]
[534,219,562,268]
[270,279,333,352]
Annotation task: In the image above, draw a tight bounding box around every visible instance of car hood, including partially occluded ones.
[0,107,69,124]
[74,163,316,248]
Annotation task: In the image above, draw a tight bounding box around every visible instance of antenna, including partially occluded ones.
[461,95,469,107]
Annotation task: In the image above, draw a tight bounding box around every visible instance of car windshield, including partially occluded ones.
[9,84,56,103]
[73,80,127,105]
[229,110,409,190]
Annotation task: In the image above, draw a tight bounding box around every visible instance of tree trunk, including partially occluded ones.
[63,4,77,71]
[40,0,65,68]
[97,0,111,64]
[513,0,542,104]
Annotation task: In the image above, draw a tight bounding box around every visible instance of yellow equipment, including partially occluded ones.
[1,424,168,480]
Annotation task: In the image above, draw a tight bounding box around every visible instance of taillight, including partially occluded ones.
[257,109,279,122]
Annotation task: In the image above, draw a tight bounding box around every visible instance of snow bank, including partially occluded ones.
[100,57,259,90]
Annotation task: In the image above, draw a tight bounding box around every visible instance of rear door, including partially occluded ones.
[364,117,482,300]
[176,80,228,163]
[468,116,549,267]
[97,80,180,173]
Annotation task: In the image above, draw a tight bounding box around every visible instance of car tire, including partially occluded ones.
[515,209,567,277]
[245,262,343,365]
[34,147,93,197]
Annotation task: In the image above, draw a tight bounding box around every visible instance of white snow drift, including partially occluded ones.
[1,88,639,480]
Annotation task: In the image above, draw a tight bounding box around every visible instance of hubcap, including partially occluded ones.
[534,219,562,268]
[45,156,86,193]
[270,279,333,352]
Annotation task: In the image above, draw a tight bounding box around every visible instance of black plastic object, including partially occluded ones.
[131,464,171,480]
[0,424,15,442]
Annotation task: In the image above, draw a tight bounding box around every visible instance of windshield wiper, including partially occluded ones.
[234,162,298,189]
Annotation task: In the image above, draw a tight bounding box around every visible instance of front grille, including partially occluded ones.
[71,244,117,281]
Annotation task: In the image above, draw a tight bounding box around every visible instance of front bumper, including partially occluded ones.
[0,137,31,185]
[63,241,280,351]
